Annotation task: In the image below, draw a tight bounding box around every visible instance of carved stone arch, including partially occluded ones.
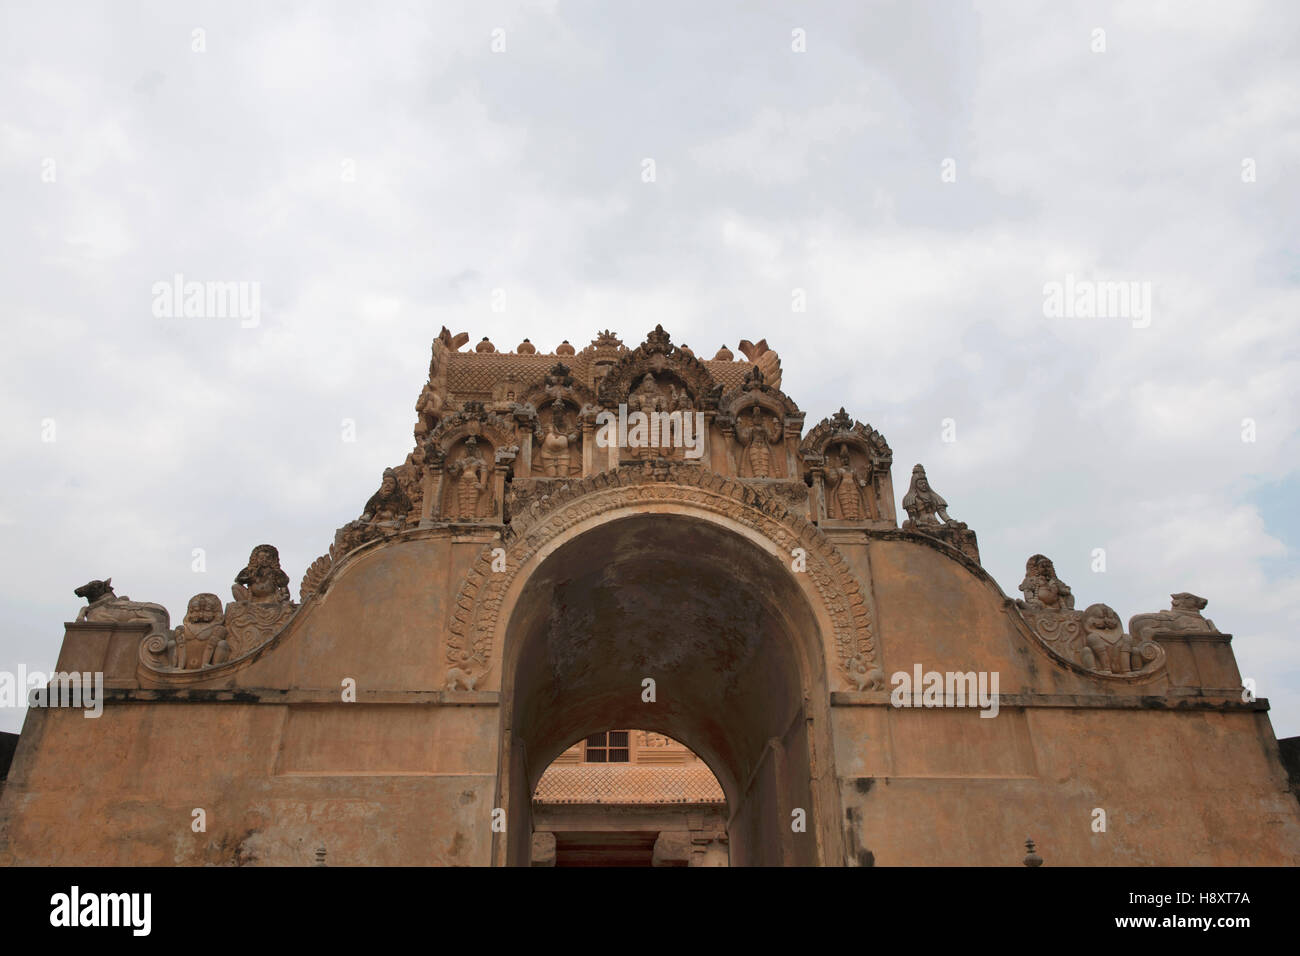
[443,464,883,693]
[595,325,723,410]
[800,408,897,527]
[800,407,891,462]
[719,373,801,421]
[427,405,518,455]
[517,367,598,415]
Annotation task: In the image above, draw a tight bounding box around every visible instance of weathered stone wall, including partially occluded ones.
[2,511,1298,865]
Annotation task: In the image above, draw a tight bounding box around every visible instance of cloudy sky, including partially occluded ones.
[2,1,1297,737]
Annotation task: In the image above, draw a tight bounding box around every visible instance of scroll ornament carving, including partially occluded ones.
[139,545,297,674]
[444,464,883,692]
[1015,554,1166,678]
[900,464,980,563]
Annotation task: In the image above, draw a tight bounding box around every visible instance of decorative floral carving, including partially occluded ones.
[299,553,332,603]
[445,464,883,692]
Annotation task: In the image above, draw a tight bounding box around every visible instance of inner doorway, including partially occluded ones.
[532,729,728,867]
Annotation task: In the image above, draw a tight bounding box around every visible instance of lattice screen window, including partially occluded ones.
[584,730,630,763]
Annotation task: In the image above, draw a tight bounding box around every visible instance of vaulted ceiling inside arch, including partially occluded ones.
[508,514,819,800]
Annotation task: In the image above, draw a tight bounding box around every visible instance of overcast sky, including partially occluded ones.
[2,1,1297,738]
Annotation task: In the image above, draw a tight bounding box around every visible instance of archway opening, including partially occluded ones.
[497,512,834,866]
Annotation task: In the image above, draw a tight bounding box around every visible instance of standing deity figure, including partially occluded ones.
[629,373,664,413]
[447,437,490,518]
[735,407,782,478]
[901,464,960,528]
[534,401,579,477]
[1018,554,1074,611]
[824,444,873,519]
[173,593,231,670]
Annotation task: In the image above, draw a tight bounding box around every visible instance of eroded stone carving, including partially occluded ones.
[224,545,295,659]
[1014,555,1165,678]
[824,444,873,520]
[446,436,493,518]
[735,406,783,478]
[1129,593,1220,643]
[75,578,171,635]
[1017,554,1074,612]
[800,409,894,525]
[596,325,723,412]
[533,400,581,477]
[736,339,782,391]
[901,464,979,562]
[171,593,231,670]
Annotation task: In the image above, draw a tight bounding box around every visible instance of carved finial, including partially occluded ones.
[476,336,496,353]
[517,338,536,354]
[1023,838,1043,867]
[714,344,733,361]
[556,339,575,356]
[831,407,854,432]
[645,324,672,352]
[742,364,765,389]
[545,363,574,387]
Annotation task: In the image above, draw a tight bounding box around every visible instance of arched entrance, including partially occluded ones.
[491,506,844,866]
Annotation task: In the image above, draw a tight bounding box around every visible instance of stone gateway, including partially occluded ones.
[1,326,1297,866]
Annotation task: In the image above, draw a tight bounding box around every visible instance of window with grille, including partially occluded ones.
[584,730,630,763]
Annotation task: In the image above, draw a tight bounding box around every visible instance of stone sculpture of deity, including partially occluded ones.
[447,437,491,519]
[735,407,782,478]
[534,401,580,477]
[824,444,873,519]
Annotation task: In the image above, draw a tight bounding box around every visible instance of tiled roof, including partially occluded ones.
[533,763,726,804]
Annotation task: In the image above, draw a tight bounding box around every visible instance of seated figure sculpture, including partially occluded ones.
[900,464,980,562]
[224,544,295,659]
[172,593,231,670]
